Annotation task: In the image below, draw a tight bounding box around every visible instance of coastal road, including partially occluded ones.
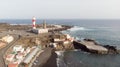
[0,35,19,67]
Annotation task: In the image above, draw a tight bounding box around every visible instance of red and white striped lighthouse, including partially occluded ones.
[32,17,36,29]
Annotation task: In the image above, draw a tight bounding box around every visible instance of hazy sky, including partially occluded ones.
[0,0,120,19]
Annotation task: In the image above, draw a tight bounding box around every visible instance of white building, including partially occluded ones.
[16,53,24,61]
[13,45,23,52]
[25,47,31,54]
[6,54,15,62]
[32,29,48,34]
[65,34,71,39]
[54,38,65,42]
[63,41,69,44]
[65,34,74,42]
[1,35,14,43]
[23,47,39,64]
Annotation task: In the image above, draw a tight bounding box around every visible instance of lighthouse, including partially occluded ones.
[32,17,36,29]
[32,17,48,34]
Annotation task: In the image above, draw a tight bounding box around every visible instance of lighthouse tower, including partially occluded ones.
[43,20,47,29]
[32,17,36,29]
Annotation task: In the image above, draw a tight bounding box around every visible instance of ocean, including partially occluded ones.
[0,19,120,67]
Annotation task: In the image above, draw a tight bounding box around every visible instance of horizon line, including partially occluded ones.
[1,18,120,20]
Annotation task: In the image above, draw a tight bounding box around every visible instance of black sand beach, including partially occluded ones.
[32,48,57,67]
[42,49,57,67]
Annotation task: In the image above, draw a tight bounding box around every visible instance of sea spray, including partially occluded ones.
[10,24,31,25]
[68,26,93,31]
[55,51,67,67]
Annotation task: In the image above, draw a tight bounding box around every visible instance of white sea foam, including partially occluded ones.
[68,26,92,31]
[75,37,80,40]
[55,51,66,67]
[73,49,81,51]
[10,24,30,25]
[10,24,18,25]
[55,51,65,56]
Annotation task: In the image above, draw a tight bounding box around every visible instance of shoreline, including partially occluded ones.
[42,48,57,67]
[31,48,57,67]
[0,22,72,67]
[1,22,120,67]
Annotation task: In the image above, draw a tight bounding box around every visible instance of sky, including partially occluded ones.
[0,0,120,19]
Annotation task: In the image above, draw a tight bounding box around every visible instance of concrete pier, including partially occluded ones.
[80,40,108,51]
[73,40,108,54]
[73,39,120,54]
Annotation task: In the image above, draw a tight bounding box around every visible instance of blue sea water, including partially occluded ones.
[0,19,120,67]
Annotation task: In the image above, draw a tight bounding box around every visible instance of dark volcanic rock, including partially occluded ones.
[103,45,118,54]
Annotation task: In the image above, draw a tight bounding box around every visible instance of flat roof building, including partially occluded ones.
[32,28,48,34]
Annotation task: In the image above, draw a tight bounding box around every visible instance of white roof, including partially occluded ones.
[23,47,39,64]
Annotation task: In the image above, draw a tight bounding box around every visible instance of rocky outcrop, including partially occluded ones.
[103,45,118,54]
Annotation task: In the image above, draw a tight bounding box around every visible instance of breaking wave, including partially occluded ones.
[10,23,30,25]
[68,26,92,31]
[55,51,67,67]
